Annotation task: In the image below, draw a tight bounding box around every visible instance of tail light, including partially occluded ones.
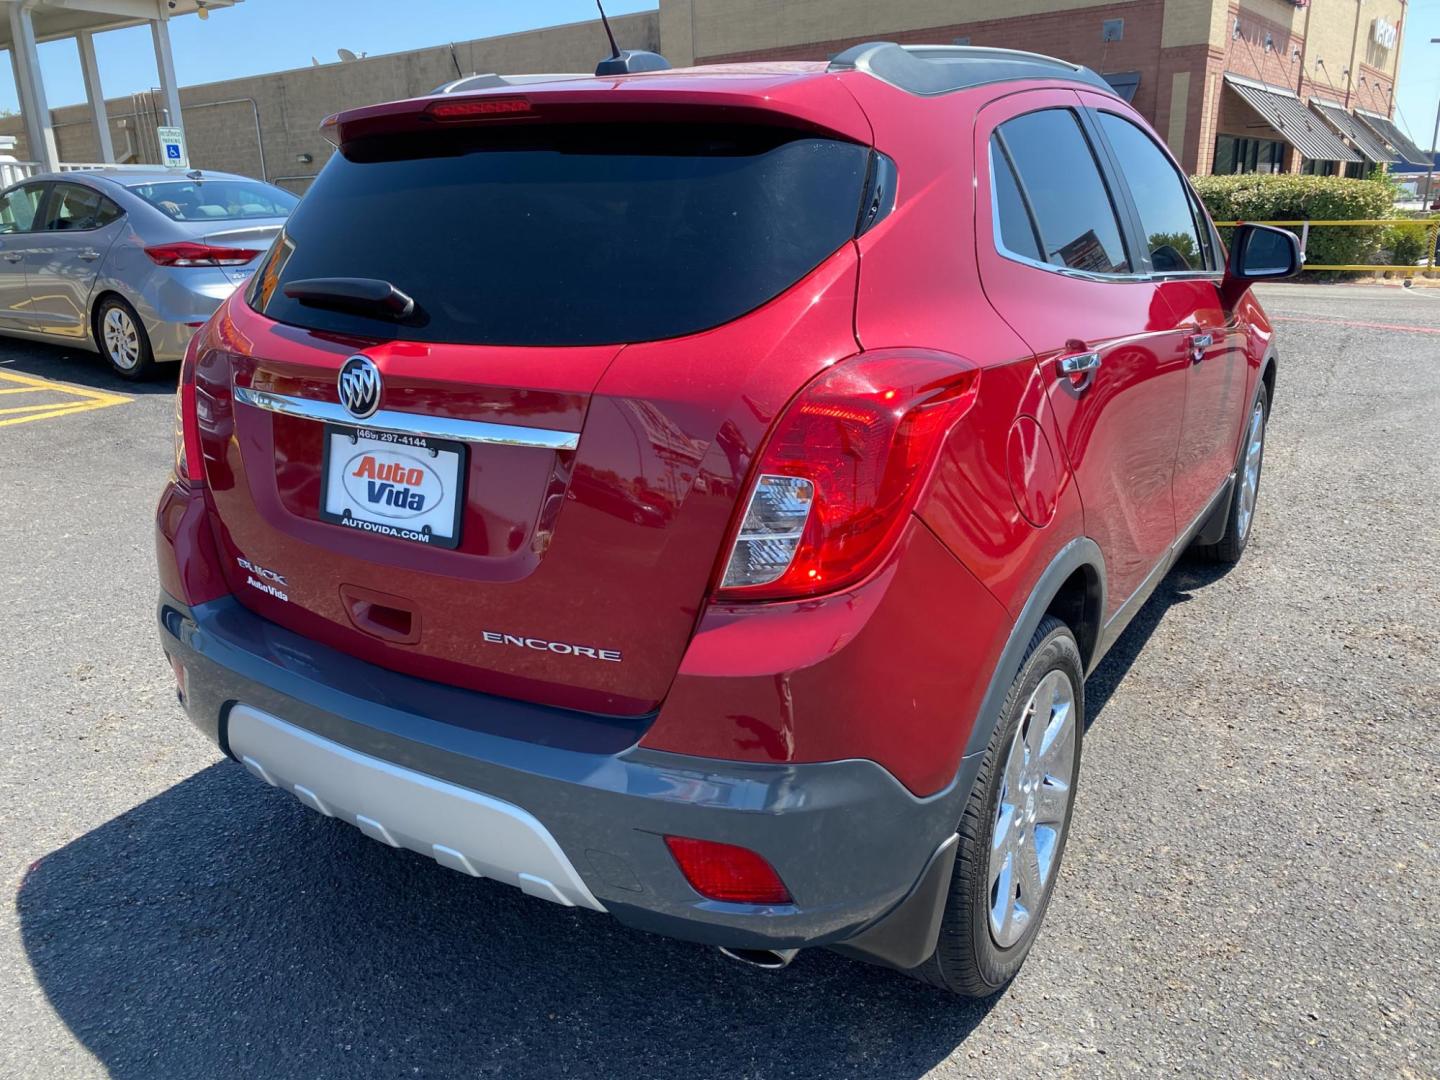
[664,836,793,905]
[173,338,204,484]
[145,242,260,267]
[716,351,980,601]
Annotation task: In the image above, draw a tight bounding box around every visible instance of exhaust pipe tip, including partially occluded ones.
[718,946,799,970]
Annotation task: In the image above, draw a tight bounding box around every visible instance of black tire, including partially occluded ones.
[1192,382,1269,565]
[94,296,157,380]
[910,616,1084,997]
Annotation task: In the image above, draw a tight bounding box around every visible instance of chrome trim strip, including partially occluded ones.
[233,386,580,450]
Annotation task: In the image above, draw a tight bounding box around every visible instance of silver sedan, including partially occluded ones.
[0,168,295,379]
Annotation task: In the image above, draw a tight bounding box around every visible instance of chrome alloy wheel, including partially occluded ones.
[988,669,1078,949]
[102,306,141,371]
[1234,400,1266,542]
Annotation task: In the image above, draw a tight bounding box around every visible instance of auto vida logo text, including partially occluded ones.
[237,556,288,602]
[342,451,443,517]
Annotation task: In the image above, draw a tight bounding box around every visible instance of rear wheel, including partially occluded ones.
[912,616,1084,997]
[1193,383,1268,565]
[95,296,156,380]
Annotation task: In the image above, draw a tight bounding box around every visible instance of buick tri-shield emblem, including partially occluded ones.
[338,355,381,420]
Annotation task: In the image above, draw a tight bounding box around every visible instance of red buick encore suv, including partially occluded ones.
[155,44,1299,995]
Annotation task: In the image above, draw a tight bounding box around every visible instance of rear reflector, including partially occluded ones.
[664,836,793,905]
[426,96,533,120]
[145,242,261,267]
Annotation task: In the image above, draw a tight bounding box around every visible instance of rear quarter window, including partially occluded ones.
[250,124,870,346]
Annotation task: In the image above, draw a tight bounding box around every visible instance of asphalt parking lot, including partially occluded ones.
[1,282,1436,1079]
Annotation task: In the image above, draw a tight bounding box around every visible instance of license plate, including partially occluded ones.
[320,425,466,548]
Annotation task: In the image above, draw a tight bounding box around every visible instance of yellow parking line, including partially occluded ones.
[0,401,87,417]
[0,369,131,428]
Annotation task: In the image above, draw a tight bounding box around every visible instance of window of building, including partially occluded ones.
[992,109,1131,275]
[1096,112,1212,273]
[1213,134,1286,175]
[1301,158,1340,176]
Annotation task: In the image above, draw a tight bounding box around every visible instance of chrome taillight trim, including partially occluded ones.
[233,386,580,450]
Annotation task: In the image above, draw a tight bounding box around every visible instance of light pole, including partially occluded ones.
[1426,38,1440,209]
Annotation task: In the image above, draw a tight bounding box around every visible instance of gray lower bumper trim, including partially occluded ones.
[229,705,605,911]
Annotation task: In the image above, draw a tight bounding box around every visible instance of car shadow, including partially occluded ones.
[0,338,178,396]
[1083,556,1233,727]
[19,763,995,1080]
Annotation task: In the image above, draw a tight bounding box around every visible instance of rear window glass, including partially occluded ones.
[250,124,870,346]
[129,179,297,222]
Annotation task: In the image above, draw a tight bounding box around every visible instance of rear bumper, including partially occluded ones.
[159,591,976,955]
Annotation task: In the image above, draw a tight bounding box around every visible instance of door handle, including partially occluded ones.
[78,249,100,262]
[1,252,21,263]
[1057,351,1101,375]
[1189,331,1214,361]
[1055,350,1101,392]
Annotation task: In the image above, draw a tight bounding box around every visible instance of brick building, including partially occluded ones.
[0,0,1428,188]
[660,0,1430,174]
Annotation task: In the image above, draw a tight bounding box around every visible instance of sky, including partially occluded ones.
[0,0,1437,149]
[0,0,657,112]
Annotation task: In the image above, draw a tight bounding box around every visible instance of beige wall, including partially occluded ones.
[0,11,657,189]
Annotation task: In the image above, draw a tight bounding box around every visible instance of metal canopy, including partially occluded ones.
[0,0,235,49]
[1223,74,1360,163]
[1354,110,1431,167]
[1309,99,1399,164]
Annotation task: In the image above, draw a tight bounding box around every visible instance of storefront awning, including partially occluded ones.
[1101,71,1139,103]
[1353,110,1431,167]
[1309,100,1399,164]
[1223,74,1360,163]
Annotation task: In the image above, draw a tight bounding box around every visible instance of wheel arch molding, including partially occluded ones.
[962,537,1105,760]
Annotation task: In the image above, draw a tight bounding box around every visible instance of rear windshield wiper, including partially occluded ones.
[281,277,415,319]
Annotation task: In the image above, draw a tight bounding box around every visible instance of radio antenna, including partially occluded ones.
[596,0,621,60]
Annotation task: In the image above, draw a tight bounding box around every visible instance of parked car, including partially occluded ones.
[156,44,1298,996]
[0,168,295,379]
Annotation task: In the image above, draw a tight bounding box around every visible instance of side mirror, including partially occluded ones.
[1221,223,1302,308]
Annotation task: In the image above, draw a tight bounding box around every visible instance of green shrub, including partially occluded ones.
[1190,174,1393,268]
[1386,212,1440,268]
[1382,222,1427,266]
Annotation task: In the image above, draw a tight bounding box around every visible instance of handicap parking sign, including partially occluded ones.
[156,125,188,169]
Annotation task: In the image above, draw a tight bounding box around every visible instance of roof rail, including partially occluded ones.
[827,42,1114,97]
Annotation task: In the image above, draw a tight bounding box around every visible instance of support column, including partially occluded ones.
[77,31,114,164]
[8,4,59,171]
[151,14,184,132]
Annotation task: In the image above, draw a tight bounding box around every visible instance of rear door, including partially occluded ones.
[1086,103,1248,531]
[200,118,871,715]
[0,181,48,330]
[25,181,125,339]
[976,91,1189,617]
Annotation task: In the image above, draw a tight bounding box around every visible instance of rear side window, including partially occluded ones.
[251,124,870,346]
[990,139,1044,263]
[43,183,122,231]
[992,109,1130,275]
[1096,112,1212,272]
